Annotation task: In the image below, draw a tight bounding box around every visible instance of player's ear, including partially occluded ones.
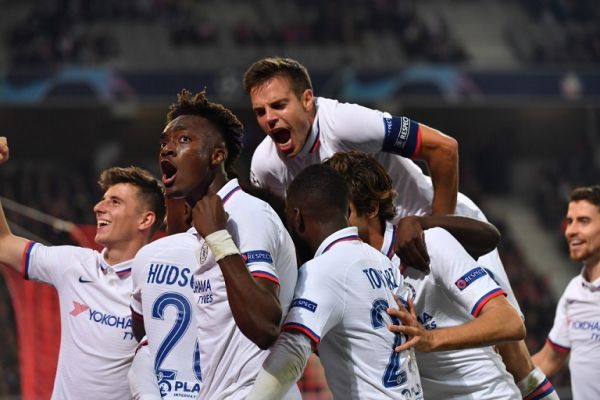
[366,203,380,222]
[139,211,156,232]
[291,207,305,234]
[211,146,227,167]
[301,89,314,112]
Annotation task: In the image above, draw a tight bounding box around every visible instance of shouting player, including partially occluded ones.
[129,90,299,399]
[243,57,556,399]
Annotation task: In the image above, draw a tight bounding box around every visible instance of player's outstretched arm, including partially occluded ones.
[0,137,31,272]
[416,124,458,215]
[192,191,282,349]
[128,340,163,400]
[389,295,525,352]
[247,331,312,400]
[532,341,569,378]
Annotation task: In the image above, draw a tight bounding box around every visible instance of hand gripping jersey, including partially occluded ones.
[547,271,600,400]
[131,179,299,400]
[23,242,137,400]
[250,96,523,317]
[380,224,521,399]
[282,226,423,400]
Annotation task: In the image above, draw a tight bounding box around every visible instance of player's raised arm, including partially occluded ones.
[415,124,458,216]
[0,137,32,272]
[0,136,8,163]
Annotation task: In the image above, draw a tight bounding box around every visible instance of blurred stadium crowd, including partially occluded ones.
[4,0,599,69]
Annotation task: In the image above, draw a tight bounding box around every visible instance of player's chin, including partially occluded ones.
[165,185,185,200]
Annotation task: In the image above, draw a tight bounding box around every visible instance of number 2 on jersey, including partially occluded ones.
[152,292,202,383]
[370,298,407,388]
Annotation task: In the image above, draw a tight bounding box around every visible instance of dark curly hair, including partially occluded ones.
[324,151,397,227]
[167,89,244,178]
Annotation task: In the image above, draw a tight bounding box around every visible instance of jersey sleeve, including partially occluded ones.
[325,100,421,158]
[547,283,572,352]
[425,228,506,317]
[130,246,150,318]
[281,261,344,346]
[24,242,91,287]
[230,204,284,285]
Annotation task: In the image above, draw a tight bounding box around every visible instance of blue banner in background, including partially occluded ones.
[0,66,598,104]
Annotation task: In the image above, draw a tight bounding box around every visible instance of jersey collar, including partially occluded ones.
[580,267,600,292]
[380,221,397,260]
[315,226,361,257]
[98,249,133,277]
[297,100,321,158]
[217,178,242,205]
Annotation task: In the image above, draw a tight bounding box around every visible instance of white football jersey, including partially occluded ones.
[283,226,423,400]
[130,232,202,399]
[131,179,299,400]
[381,224,521,399]
[250,96,522,315]
[194,178,298,400]
[547,271,600,400]
[24,242,137,400]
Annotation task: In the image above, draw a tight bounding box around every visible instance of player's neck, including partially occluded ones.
[310,220,348,255]
[583,257,600,282]
[104,238,145,265]
[365,219,384,251]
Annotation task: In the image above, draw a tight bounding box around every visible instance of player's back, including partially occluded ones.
[131,232,202,399]
[194,179,298,399]
[286,228,422,399]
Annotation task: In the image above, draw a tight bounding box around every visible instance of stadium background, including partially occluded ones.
[0,0,599,398]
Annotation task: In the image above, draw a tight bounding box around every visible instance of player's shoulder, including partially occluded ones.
[34,243,98,261]
[230,191,283,232]
[563,274,586,294]
[423,227,460,254]
[137,232,194,257]
[251,137,284,170]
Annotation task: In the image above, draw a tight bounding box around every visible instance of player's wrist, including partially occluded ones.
[204,229,240,262]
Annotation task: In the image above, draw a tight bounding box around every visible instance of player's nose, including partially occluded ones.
[160,139,176,158]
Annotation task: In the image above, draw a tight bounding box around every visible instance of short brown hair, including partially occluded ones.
[324,151,397,225]
[99,166,166,234]
[570,185,600,209]
[243,57,313,98]
[167,89,243,178]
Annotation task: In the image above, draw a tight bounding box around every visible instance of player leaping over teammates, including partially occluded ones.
[129,90,300,399]
[248,164,423,400]
[243,57,558,399]
[0,136,166,399]
[325,151,550,399]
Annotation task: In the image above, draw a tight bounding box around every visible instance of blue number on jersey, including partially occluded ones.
[370,298,407,388]
[152,292,202,387]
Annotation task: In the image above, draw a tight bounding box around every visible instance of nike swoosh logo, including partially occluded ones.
[78,277,93,283]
